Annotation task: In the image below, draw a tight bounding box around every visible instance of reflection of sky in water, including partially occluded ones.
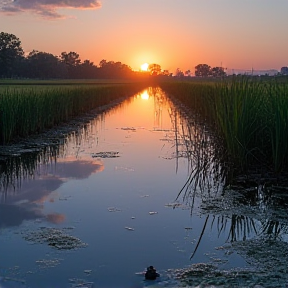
[1,159,104,227]
[0,88,266,288]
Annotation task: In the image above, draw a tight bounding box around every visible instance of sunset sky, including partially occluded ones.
[0,0,287,74]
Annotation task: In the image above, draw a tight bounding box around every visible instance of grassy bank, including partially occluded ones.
[159,77,288,173]
[0,82,147,144]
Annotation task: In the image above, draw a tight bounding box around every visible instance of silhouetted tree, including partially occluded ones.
[148,63,161,76]
[1,31,174,80]
[99,59,108,68]
[80,59,98,78]
[0,32,24,77]
[161,69,171,76]
[25,50,66,78]
[60,51,81,78]
[185,69,191,77]
[195,64,211,77]
[98,59,134,78]
[60,51,81,66]
[211,66,226,77]
[175,68,184,78]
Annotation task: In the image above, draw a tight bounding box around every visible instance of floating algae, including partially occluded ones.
[92,151,119,158]
[191,184,288,287]
[35,258,63,269]
[149,211,158,215]
[69,278,94,288]
[23,227,87,250]
[172,263,263,287]
[231,238,288,286]
[124,226,135,231]
[120,127,136,131]
[107,207,121,212]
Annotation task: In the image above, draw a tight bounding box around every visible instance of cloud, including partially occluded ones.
[0,0,102,19]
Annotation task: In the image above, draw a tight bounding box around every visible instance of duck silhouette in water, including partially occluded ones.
[145,266,160,280]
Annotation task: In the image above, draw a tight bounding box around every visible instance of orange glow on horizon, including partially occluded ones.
[1,2,285,74]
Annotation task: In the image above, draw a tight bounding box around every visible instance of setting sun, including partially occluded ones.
[140,63,149,71]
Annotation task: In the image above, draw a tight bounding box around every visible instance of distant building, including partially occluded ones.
[281,67,288,75]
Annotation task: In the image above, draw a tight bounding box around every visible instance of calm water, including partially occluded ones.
[0,88,287,288]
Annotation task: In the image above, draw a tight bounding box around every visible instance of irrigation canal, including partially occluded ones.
[0,87,287,287]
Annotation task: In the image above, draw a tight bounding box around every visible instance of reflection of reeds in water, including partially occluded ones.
[0,92,139,193]
[189,213,288,260]
[223,214,257,242]
[0,118,101,193]
[190,213,288,260]
[197,187,288,258]
[164,88,288,260]
[219,214,287,242]
[167,95,226,210]
[161,77,288,173]
[260,220,282,238]
[190,214,209,259]
[0,84,146,145]
[138,87,226,208]
[189,214,257,258]
[0,145,60,193]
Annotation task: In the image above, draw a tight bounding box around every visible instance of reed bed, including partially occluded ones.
[160,77,288,173]
[0,84,145,144]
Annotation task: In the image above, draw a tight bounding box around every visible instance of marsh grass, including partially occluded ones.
[265,82,288,171]
[160,77,288,173]
[212,78,266,169]
[0,84,145,144]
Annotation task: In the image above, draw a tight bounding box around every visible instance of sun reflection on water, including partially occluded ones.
[140,90,149,100]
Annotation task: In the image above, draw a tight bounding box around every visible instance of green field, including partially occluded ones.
[2,76,288,175]
[0,79,148,145]
[160,76,288,173]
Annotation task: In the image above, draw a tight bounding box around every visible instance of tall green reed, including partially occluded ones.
[0,84,145,145]
[264,81,288,171]
[212,78,266,170]
[160,77,288,173]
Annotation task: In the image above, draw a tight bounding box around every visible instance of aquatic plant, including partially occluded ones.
[0,84,146,144]
[23,227,88,250]
[160,77,288,174]
[0,91,137,192]
[265,81,288,171]
[167,92,226,210]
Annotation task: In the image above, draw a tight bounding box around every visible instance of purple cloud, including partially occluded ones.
[0,0,102,19]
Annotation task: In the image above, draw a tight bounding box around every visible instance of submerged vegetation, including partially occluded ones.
[160,76,288,174]
[0,82,146,144]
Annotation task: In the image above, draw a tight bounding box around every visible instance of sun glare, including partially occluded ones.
[140,63,149,71]
[140,91,149,100]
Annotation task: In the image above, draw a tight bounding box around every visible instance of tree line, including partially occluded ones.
[148,64,226,78]
[0,32,226,79]
[194,64,226,77]
[0,32,138,79]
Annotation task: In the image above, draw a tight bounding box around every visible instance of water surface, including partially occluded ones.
[0,88,287,288]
